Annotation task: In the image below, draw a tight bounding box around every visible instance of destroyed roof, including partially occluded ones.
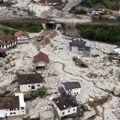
[0,96,19,109]
[17,73,45,85]
[0,34,16,42]
[52,95,78,110]
[63,82,81,90]
[34,51,49,63]
[14,30,28,37]
[69,40,86,48]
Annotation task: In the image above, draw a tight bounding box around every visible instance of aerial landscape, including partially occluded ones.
[0,0,120,120]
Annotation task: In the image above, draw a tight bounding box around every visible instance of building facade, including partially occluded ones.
[0,32,17,49]
[17,73,45,92]
[62,82,81,96]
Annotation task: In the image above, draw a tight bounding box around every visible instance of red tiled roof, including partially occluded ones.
[0,35,16,45]
[34,52,49,63]
[14,30,28,37]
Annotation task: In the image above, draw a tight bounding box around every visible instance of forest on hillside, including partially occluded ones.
[81,0,119,10]
[76,24,120,45]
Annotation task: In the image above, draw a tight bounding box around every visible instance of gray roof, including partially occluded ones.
[70,40,86,48]
[58,86,66,94]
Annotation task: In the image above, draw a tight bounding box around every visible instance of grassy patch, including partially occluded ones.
[0,21,43,33]
[0,24,16,34]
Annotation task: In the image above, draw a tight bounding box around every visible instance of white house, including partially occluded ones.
[0,32,17,49]
[33,51,49,69]
[0,93,26,118]
[52,95,79,119]
[62,82,81,96]
[14,30,29,44]
[17,73,45,92]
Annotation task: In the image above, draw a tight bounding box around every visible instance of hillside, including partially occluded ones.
[81,0,119,10]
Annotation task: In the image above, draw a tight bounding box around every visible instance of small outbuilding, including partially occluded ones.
[33,52,49,69]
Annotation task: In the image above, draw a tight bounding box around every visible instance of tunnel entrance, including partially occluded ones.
[45,23,56,29]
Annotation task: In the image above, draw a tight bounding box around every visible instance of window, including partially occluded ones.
[29,85,31,87]
[68,110,70,113]
[37,84,40,87]
[14,112,16,114]
[73,109,75,111]
[10,113,13,115]
[21,107,24,110]
[62,112,65,115]
[10,108,13,111]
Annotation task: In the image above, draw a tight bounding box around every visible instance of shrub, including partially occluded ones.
[37,86,47,98]
[70,7,87,14]
[0,92,5,97]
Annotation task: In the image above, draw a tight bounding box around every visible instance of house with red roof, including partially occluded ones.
[14,30,29,44]
[33,52,49,69]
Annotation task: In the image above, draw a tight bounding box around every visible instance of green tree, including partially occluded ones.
[37,86,47,98]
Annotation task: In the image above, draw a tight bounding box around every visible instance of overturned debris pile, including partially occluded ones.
[33,30,58,50]
[73,56,88,68]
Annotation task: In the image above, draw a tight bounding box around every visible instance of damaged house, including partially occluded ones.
[52,95,79,119]
[69,39,91,56]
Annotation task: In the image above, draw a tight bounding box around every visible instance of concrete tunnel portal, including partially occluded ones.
[42,21,61,29]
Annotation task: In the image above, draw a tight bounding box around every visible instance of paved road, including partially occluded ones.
[0,16,119,26]
[63,0,82,12]
[0,16,58,23]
